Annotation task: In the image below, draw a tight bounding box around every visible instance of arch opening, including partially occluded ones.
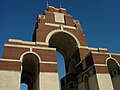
[49,32,80,74]
[21,53,39,90]
[83,74,90,90]
[20,83,28,90]
[107,59,119,77]
[107,59,120,90]
[56,51,66,79]
[49,32,80,90]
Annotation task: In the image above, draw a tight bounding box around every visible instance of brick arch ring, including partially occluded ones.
[20,51,41,62]
[45,29,81,48]
[106,56,120,66]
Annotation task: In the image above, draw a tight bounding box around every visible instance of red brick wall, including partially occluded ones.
[0,60,21,71]
[2,46,29,60]
[40,63,58,72]
[33,48,57,62]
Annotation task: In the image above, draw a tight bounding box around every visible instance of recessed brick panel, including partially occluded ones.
[0,60,21,71]
[2,46,29,60]
[45,11,55,23]
[92,53,109,64]
[40,63,58,72]
[95,66,109,73]
[33,49,57,62]
[64,15,74,26]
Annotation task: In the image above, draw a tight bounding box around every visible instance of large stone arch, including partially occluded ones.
[46,29,81,74]
[20,51,41,62]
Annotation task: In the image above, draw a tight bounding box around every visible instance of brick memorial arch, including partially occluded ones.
[0,6,120,90]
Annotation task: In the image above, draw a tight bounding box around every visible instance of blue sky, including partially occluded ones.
[0,0,120,90]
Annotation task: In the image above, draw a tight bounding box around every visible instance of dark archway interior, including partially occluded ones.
[83,74,90,90]
[107,59,119,76]
[49,32,80,74]
[49,32,78,59]
[107,59,120,90]
[21,53,39,90]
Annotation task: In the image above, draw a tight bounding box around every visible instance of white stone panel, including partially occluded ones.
[0,70,21,90]
[96,74,114,90]
[40,72,59,90]
[54,12,65,23]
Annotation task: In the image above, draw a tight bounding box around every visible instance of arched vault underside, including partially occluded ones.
[21,53,39,90]
[49,32,78,60]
